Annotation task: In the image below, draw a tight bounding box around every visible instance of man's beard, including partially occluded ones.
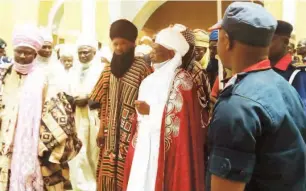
[111,47,135,78]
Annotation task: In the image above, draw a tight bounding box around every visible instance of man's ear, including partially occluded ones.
[224,32,233,51]
[283,36,290,46]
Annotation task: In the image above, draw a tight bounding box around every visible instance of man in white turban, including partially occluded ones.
[68,34,104,191]
[123,27,205,191]
[36,27,54,68]
[0,24,82,191]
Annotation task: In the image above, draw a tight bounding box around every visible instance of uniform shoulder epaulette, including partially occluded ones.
[291,61,306,69]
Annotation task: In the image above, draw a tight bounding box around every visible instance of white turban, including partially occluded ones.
[40,27,53,43]
[135,44,152,56]
[140,36,152,43]
[12,24,44,52]
[155,28,189,57]
[172,23,187,33]
[77,34,98,50]
[60,44,75,58]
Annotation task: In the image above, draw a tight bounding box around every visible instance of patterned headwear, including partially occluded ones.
[172,24,195,46]
[193,29,209,48]
[12,24,44,52]
[209,30,219,41]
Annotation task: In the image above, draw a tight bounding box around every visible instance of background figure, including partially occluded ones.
[0,38,12,64]
[193,29,209,68]
[297,38,306,63]
[69,35,103,191]
[52,44,76,95]
[206,29,219,88]
[135,36,153,66]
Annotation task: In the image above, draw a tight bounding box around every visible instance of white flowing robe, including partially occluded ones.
[127,53,182,191]
[69,59,104,191]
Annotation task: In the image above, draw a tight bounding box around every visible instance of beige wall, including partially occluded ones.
[144,1,218,35]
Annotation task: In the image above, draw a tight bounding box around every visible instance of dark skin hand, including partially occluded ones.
[135,100,150,115]
[96,126,105,148]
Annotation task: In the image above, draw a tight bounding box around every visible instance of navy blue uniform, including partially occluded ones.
[273,54,306,112]
[206,60,306,191]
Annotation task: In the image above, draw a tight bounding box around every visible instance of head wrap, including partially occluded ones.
[135,44,152,57]
[172,24,195,46]
[140,36,152,43]
[193,29,209,48]
[209,30,219,41]
[155,27,189,57]
[110,19,138,43]
[275,20,293,37]
[0,38,7,49]
[40,27,53,43]
[77,34,98,50]
[12,24,43,52]
[60,44,75,57]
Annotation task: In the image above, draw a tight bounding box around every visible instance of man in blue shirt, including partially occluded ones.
[206,2,306,191]
[269,20,306,112]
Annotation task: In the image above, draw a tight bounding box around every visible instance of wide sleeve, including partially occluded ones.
[160,78,205,191]
[38,92,82,164]
[90,63,111,103]
[207,96,267,183]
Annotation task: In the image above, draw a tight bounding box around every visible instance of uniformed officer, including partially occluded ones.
[0,38,11,64]
[269,20,306,110]
[207,2,306,191]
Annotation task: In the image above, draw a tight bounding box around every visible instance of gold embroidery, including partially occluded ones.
[164,70,193,151]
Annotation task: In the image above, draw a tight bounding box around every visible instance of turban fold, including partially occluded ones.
[155,28,189,57]
[60,44,75,57]
[40,27,53,43]
[110,19,138,43]
[140,36,152,43]
[12,24,43,52]
[172,24,195,46]
[209,30,219,41]
[77,34,98,50]
[193,29,209,48]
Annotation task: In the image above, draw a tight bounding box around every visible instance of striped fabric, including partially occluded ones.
[90,57,151,191]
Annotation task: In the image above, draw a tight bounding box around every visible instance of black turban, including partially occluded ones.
[110,19,138,43]
[275,20,293,37]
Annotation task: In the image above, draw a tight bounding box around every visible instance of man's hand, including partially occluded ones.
[96,128,105,148]
[135,100,150,115]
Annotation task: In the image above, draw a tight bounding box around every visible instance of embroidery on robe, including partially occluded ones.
[165,70,193,151]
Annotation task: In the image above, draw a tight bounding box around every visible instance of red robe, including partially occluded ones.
[123,69,205,191]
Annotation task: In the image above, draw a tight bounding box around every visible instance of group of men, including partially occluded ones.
[0,1,306,191]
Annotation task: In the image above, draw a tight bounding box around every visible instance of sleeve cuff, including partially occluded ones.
[208,147,256,183]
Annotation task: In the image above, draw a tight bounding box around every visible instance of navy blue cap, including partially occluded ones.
[209,2,277,47]
[209,30,219,41]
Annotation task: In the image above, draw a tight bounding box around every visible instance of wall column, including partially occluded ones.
[81,0,96,38]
